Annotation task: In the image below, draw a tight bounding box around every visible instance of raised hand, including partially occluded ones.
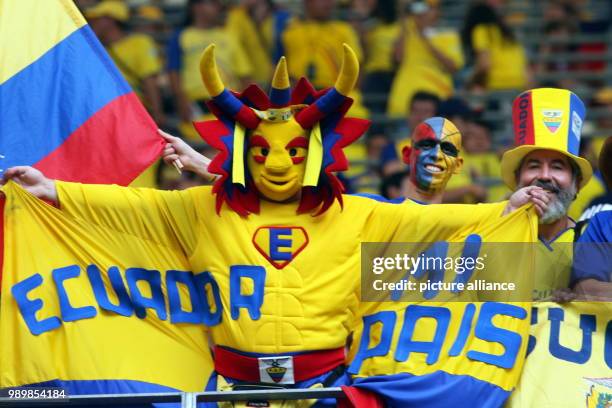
[504,186,550,217]
[2,166,58,202]
[158,129,216,181]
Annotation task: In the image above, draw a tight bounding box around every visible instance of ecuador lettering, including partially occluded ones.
[11,264,268,335]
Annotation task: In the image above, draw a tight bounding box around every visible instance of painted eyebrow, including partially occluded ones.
[285,136,308,149]
[250,135,270,148]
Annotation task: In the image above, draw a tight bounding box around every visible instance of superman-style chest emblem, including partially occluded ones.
[252,226,309,269]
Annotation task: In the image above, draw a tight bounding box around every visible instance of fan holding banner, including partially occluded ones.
[3,20,549,408]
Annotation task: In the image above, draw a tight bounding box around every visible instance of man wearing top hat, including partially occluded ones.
[500,87,593,300]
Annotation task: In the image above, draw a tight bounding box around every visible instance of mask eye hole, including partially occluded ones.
[440,142,459,157]
[289,148,297,157]
[261,148,270,156]
[415,140,436,150]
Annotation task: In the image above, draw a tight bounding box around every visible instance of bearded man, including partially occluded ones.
[500,87,593,300]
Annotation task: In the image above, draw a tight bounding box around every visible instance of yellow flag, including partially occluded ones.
[508,302,612,408]
[0,182,213,393]
[348,205,538,407]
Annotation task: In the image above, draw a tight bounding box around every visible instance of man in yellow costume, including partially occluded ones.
[5,44,548,406]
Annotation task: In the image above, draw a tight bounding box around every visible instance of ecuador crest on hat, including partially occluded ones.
[501,88,592,190]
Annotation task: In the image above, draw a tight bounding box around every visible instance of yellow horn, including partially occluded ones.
[271,57,290,89]
[335,44,359,96]
[199,44,224,98]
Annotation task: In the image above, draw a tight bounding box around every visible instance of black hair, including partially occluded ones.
[183,0,223,27]
[381,170,409,198]
[461,2,516,61]
[470,117,493,133]
[373,0,398,24]
[410,91,441,111]
[437,97,473,121]
[599,137,612,189]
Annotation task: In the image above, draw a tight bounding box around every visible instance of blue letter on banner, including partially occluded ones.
[230,265,265,320]
[348,311,397,374]
[53,264,97,322]
[467,302,526,368]
[87,264,134,317]
[395,305,451,365]
[166,270,205,324]
[194,271,223,326]
[548,307,596,364]
[12,273,61,335]
[126,268,167,320]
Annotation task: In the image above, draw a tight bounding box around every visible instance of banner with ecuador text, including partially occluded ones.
[0,182,213,394]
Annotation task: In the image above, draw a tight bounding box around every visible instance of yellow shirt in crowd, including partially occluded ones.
[282,19,362,88]
[226,6,274,85]
[282,19,368,118]
[168,26,252,101]
[387,19,464,117]
[472,24,528,90]
[364,22,400,73]
[108,33,161,96]
[534,227,574,301]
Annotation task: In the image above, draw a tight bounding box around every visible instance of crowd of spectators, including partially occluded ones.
[76,0,612,221]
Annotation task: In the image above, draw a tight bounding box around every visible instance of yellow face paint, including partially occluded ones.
[247,118,308,202]
[430,130,463,192]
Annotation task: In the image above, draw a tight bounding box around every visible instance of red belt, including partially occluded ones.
[214,346,345,383]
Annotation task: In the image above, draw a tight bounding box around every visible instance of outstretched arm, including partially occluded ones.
[366,186,547,242]
[2,165,201,254]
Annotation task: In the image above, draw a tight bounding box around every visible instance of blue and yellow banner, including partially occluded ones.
[348,205,539,407]
[508,302,612,408]
[0,182,213,394]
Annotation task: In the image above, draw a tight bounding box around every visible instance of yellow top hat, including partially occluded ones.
[501,88,593,190]
[85,1,129,22]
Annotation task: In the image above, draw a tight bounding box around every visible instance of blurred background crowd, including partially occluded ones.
[75,0,612,220]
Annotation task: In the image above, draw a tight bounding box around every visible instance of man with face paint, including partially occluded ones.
[4,45,547,407]
[400,117,464,203]
[500,87,593,301]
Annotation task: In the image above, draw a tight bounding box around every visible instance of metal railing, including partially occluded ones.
[0,387,346,407]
